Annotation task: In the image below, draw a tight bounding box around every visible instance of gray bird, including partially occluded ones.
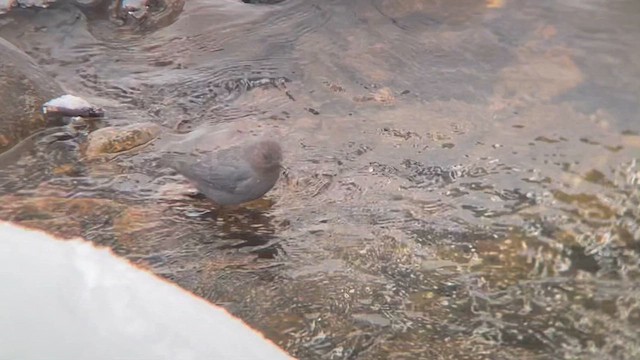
[161,139,283,206]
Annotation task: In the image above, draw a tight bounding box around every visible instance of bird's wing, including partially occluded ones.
[189,160,254,195]
[160,153,199,176]
[162,149,252,195]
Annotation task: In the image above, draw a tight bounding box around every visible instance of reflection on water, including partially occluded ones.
[1,0,639,358]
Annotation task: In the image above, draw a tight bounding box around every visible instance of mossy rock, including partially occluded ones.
[85,122,162,159]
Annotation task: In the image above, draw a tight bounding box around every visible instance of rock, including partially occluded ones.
[0,38,64,154]
[73,0,101,5]
[492,46,583,107]
[0,0,56,14]
[84,122,162,159]
[353,87,396,105]
[42,94,105,118]
[51,163,82,176]
[120,0,148,18]
[110,0,185,30]
[0,0,17,14]
[15,0,56,7]
[112,206,165,252]
[0,195,168,253]
[0,0,55,14]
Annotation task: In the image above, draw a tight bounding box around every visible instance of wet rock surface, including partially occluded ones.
[1,0,184,30]
[0,38,63,154]
[0,196,126,239]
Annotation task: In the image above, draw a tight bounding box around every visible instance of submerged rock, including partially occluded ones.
[42,94,105,119]
[0,0,55,14]
[85,122,162,159]
[110,0,184,29]
[0,196,126,239]
[119,0,148,19]
[0,38,63,154]
[0,194,163,252]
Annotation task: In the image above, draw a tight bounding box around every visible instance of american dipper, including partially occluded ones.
[162,139,283,206]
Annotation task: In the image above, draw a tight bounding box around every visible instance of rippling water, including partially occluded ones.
[1,0,639,358]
